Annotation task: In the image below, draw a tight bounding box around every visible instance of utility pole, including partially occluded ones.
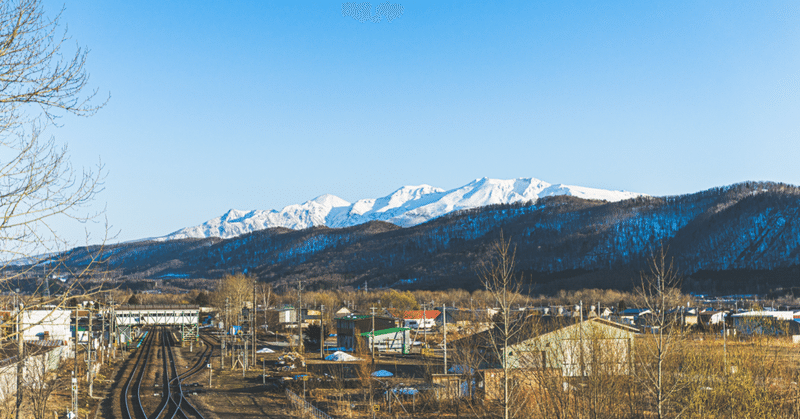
[88,305,94,397]
[101,303,106,365]
[15,291,23,419]
[223,297,229,370]
[320,305,325,359]
[73,303,78,410]
[110,296,117,359]
[579,300,585,377]
[252,281,257,363]
[71,371,78,419]
[723,310,728,374]
[297,281,304,353]
[370,306,376,367]
[422,304,427,349]
[443,303,447,374]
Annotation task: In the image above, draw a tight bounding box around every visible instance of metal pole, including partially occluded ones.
[74,304,78,409]
[71,372,78,418]
[421,303,427,352]
[723,311,727,374]
[88,306,93,397]
[110,297,116,359]
[370,306,376,367]
[579,300,584,376]
[252,281,257,363]
[101,303,106,365]
[224,298,229,370]
[297,281,304,353]
[320,305,325,359]
[15,295,23,419]
[443,304,447,374]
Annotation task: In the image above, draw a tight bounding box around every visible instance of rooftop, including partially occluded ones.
[360,327,410,337]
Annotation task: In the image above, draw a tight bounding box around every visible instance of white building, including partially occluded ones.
[388,309,440,330]
[21,309,71,342]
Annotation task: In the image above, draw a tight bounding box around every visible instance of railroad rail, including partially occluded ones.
[121,329,155,419]
[150,329,172,419]
[119,327,213,419]
[161,328,211,419]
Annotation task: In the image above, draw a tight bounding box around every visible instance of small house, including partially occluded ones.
[335,314,396,350]
[698,310,725,327]
[359,327,411,353]
[454,316,639,377]
[387,309,440,330]
[617,308,651,326]
[732,311,800,335]
[278,307,320,329]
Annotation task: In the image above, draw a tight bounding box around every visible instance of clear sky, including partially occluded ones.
[40,0,800,245]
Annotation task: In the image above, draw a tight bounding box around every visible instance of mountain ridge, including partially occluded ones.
[161,177,644,240]
[48,180,800,295]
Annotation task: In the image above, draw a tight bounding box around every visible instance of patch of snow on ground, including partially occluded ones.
[324,351,362,361]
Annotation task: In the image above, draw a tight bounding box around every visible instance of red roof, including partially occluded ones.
[388,309,441,320]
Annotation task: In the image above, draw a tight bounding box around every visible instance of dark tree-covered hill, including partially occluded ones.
[51,181,800,294]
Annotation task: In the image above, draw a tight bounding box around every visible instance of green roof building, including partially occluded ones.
[360,327,412,354]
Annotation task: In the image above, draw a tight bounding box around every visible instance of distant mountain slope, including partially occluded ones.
[58,181,800,294]
[161,177,644,240]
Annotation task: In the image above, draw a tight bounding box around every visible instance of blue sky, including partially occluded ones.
[41,0,800,244]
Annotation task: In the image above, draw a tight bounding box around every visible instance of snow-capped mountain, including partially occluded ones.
[161,177,645,240]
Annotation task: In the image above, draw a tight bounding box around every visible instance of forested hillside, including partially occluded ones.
[55,181,800,294]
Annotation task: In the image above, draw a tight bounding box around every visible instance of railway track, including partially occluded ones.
[119,328,213,419]
[121,329,155,419]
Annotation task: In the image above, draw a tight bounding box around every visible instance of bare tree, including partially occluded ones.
[0,2,108,418]
[23,352,63,419]
[0,0,107,264]
[0,0,109,283]
[633,246,687,419]
[478,232,529,419]
[0,361,21,419]
[0,0,106,123]
[212,273,255,322]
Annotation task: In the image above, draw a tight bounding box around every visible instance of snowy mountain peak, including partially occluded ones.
[160,177,646,240]
[221,208,247,221]
[383,184,445,209]
[308,194,350,208]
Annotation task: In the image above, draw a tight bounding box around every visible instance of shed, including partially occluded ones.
[360,327,411,353]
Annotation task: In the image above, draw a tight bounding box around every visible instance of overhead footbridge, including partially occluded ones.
[115,304,200,345]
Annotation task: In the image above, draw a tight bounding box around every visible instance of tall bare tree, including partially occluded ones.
[0,2,108,417]
[633,246,688,419]
[23,352,64,419]
[478,232,529,419]
[213,273,255,322]
[0,0,108,282]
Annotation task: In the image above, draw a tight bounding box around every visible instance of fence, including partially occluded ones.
[285,388,334,419]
